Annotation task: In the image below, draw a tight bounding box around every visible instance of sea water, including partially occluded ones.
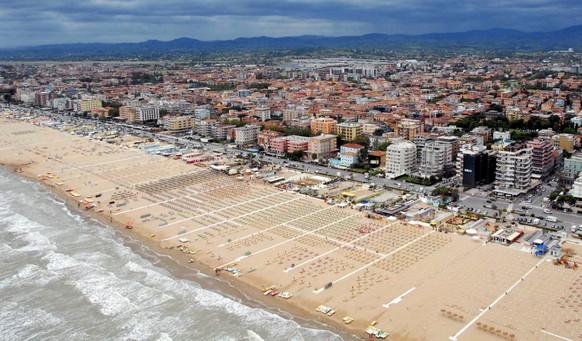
[0,167,345,341]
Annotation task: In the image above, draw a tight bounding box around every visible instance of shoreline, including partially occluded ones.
[1,162,363,340]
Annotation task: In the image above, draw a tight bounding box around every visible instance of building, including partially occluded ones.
[564,153,582,179]
[52,97,72,111]
[197,119,218,137]
[336,122,362,141]
[471,126,492,143]
[75,99,102,112]
[162,116,195,131]
[212,125,236,141]
[270,136,310,154]
[571,173,582,199]
[493,131,511,141]
[257,129,285,149]
[494,143,532,196]
[395,119,423,141]
[255,106,271,121]
[308,134,338,161]
[34,91,50,107]
[526,138,555,178]
[119,106,137,121]
[413,134,433,156]
[457,144,496,188]
[135,106,160,122]
[234,125,261,148]
[311,117,338,135]
[436,136,460,162]
[553,134,576,153]
[386,141,417,179]
[419,142,452,178]
[338,143,364,168]
[194,108,211,120]
[368,151,386,168]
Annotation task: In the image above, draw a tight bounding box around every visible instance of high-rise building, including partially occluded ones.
[526,138,555,178]
[34,91,50,107]
[494,143,532,196]
[385,141,417,179]
[419,142,451,178]
[457,144,496,188]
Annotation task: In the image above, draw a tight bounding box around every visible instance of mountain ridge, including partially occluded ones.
[2,25,581,59]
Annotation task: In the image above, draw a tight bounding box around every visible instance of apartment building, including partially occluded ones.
[386,141,417,179]
[255,106,271,121]
[526,138,555,178]
[338,143,364,168]
[74,99,102,112]
[257,129,285,150]
[494,143,532,196]
[234,125,261,148]
[552,133,577,153]
[419,142,451,178]
[212,125,236,141]
[162,116,195,131]
[395,119,423,141]
[270,135,310,154]
[457,144,496,188]
[308,134,338,161]
[336,122,362,141]
[197,119,218,137]
[311,117,337,135]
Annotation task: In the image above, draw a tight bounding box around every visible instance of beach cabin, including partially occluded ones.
[404,207,435,222]
[491,229,523,245]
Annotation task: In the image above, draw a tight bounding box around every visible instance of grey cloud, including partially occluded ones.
[0,0,580,47]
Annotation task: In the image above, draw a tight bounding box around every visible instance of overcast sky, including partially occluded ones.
[0,0,580,47]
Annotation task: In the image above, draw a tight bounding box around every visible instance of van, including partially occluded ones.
[572,225,578,233]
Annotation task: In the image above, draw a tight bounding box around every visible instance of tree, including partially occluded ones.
[311,153,317,160]
[159,109,169,118]
[288,150,304,161]
[373,128,384,136]
[431,186,459,201]
[377,141,391,151]
[108,107,119,117]
[352,135,370,148]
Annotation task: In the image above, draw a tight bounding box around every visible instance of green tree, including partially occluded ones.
[377,141,391,151]
[288,150,305,161]
[373,128,384,136]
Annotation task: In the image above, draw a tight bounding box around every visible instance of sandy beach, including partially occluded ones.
[1,117,581,340]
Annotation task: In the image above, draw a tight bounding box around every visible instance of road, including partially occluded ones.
[5,103,582,231]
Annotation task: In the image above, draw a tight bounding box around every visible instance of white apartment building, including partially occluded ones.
[234,125,261,148]
[385,141,417,179]
[135,106,160,121]
[419,142,451,178]
[255,106,271,121]
[494,144,532,196]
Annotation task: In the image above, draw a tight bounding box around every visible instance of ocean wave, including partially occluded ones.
[0,263,60,290]
[0,300,64,341]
